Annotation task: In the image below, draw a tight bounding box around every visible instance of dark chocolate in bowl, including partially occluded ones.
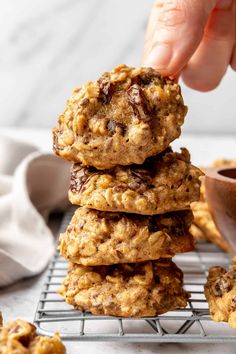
[205,167,236,253]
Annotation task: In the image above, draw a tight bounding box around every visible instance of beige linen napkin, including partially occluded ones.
[0,135,70,287]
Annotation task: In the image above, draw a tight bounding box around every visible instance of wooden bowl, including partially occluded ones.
[205,167,236,254]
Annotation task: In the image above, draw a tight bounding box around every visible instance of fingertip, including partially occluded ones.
[230,47,236,71]
[143,43,173,72]
[230,62,236,72]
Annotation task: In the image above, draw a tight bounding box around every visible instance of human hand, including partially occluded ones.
[142,0,236,91]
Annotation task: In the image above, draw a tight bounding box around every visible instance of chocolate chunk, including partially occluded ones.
[154,274,160,284]
[135,69,165,87]
[127,84,153,121]
[83,136,89,144]
[113,185,127,193]
[97,211,122,221]
[128,181,141,190]
[127,168,154,193]
[107,120,126,136]
[130,169,152,183]
[70,165,98,193]
[148,217,159,233]
[128,181,146,193]
[213,277,233,297]
[116,250,123,259]
[80,98,89,107]
[231,296,236,308]
[98,79,115,104]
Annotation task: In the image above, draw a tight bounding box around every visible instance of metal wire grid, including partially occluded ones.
[34,209,236,343]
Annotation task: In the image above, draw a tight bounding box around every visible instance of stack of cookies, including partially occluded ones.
[53,65,202,317]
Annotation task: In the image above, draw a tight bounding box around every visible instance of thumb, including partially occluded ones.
[142,0,218,76]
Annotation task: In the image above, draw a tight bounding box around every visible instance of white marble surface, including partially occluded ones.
[0,0,236,133]
[0,128,236,353]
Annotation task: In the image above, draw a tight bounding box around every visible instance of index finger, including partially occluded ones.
[142,0,217,76]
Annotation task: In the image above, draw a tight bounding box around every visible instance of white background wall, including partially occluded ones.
[0,0,236,134]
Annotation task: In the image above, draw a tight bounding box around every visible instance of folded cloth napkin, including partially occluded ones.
[0,135,70,287]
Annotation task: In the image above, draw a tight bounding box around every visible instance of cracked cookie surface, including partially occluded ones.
[69,147,202,215]
[0,319,66,353]
[58,259,189,317]
[205,258,236,329]
[59,207,194,265]
[53,64,187,169]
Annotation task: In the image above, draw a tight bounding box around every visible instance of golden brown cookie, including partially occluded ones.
[205,258,236,329]
[59,207,194,266]
[58,259,189,317]
[29,334,66,354]
[212,159,236,168]
[69,147,202,215]
[53,64,187,169]
[0,319,66,354]
[190,223,206,241]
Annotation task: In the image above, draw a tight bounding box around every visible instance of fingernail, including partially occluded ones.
[144,43,172,70]
[216,0,234,9]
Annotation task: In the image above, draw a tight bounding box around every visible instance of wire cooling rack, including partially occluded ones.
[34,209,236,343]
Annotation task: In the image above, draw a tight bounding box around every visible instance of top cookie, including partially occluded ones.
[53,64,187,169]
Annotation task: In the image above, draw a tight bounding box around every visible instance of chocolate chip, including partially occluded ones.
[97,211,121,221]
[116,250,123,259]
[131,170,148,180]
[135,69,165,87]
[148,217,159,233]
[127,169,153,193]
[128,181,140,190]
[128,181,146,193]
[107,120,126,136]
[231,296,236,308]
[83,136,89,144]
[136,72,153,86]
[98,78,115,104]
[80,98,89,107]
[127,84,152,121]
[212,281,223,296]
[130,169,152,184]
[113,185,127,193]
[154,274,160,284]
[213,277,233,297]
[70,165,99,193]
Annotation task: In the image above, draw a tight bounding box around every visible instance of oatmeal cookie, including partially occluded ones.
[190,223,205,241]
[205,258,236,329]
[69,147,202,215]
[59,207,194,265]
[0,319,66,354]
[58,259,189,317]
[53,64,187,169]
[212,159,236,168]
